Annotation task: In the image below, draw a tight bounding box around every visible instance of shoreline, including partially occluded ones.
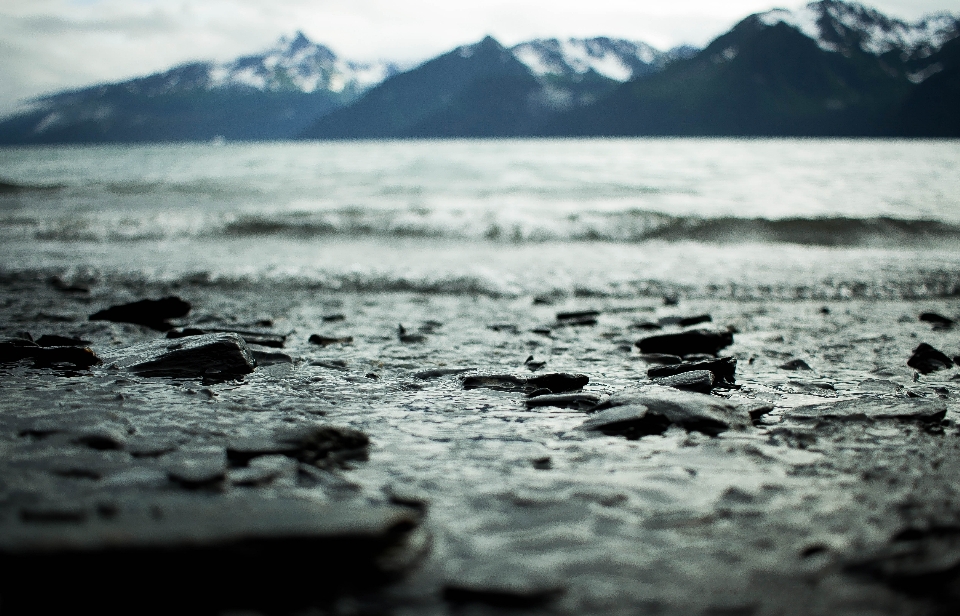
[1,275,960,613]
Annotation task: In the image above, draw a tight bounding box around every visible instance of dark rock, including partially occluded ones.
[308,334,354,346]
[526,393,602,410]
[555,310,599,326]
[919,312,955,329]
[788,398,947,423]
[397,324,427,343]
[631,321,662,331]
[532,456,552,470]
[35,335,91,347]
[636,328,733,356]
[678,314,712,327]
[526,373,589,394]
[89,296,190,331]
[663,295,679,306]
[652,370,714,393]
[0,337,101,369]
[463,373,588,395]
[523,355,546,371]
[744,403,776,420]
[414,367,475,379]
[228,425,369,469]
[487,323,520,334]
[779,359,812,371]
[648,357,737,385]
[322,313,346,322]
[0,496,427,614]
[530,327,552,336]
[582,386,751,438]
[639,353,682,364]
[463,374,528,392]
[102,333,255,378]
[907,343,953,374]
[311,359,349,370]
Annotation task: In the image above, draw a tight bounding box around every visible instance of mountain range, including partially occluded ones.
[0,0,957,143]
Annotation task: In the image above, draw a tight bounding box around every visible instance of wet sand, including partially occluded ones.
[1,274,959,615]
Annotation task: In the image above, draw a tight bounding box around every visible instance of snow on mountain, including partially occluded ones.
[511,38,665,82]
[206,31,400,95]
[759,1,959,57]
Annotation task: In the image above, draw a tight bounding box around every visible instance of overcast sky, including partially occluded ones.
[1,0,958,114]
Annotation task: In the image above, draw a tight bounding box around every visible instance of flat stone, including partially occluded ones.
[308,334,354,346]
[652,369,714,393]
[787,398,948,423]
[525,393,602,410]
[647,356,737,385]
[101,333,256,378]
[907,343,953,374]
[0,495,428,613]
[89,296,190,331]
[582,386,750,437]
[636,327,733,356]
[463,373,589,394]
[919,312,955,329]
[0,338,101,370]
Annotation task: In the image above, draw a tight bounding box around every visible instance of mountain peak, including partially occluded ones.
[511,37,665,82]
[758,0,960,56]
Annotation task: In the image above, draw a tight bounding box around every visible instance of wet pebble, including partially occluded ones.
[102,333,256,378]
[636,327,734,356]
[652,369,714,393]
[89,296,190,331]
[907,343,954,374]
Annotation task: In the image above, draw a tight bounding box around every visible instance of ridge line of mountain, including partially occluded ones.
[1,0,957,143]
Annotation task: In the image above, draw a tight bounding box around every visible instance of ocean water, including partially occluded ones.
[2,138,960,299]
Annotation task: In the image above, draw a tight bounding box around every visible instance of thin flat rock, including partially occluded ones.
[652,369,714,393]
[647,356,736,385]
[787,398,948,423]
[582,386,750,437]
[463,373,588,394]
[101,333,255,378]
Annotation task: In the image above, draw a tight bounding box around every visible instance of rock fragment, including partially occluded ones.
[89,296,190,331]
[919,312,955,329]
[652,369,714,393]
[102,333,255,378]
[228,425,369,469]
[787,398,947,423]
[463,373,589,395]
[555,310,599,326]
[0,337,101,369]
[636,327,733,356]
[907,343,953,374]
[647,356,737,386]
[582,386,750,438]
[309,334,353,346]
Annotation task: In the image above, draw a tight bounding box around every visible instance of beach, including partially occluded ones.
[1,139,960,614]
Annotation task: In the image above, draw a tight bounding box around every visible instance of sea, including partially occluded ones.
[2,137,960,301]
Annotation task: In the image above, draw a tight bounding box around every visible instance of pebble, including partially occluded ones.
[463,373,588,394]
[787,398,947,423]
[636,327,734,356]
[907,343,954,374]
[581,386,750,437]
[919,312,955,329]
[89,296,190,331]
[647,356,737,386]
[779,359,813,371]
[525,392,602,410]
[308,334,354,346]
[102,333,256,378]
[652,369,714,393]
[169,327,287,348]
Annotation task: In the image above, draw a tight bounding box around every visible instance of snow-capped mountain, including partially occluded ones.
[205,31,400,96]
[510,38,665,82]
[759,0,959,59]
[116,31,400,98]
